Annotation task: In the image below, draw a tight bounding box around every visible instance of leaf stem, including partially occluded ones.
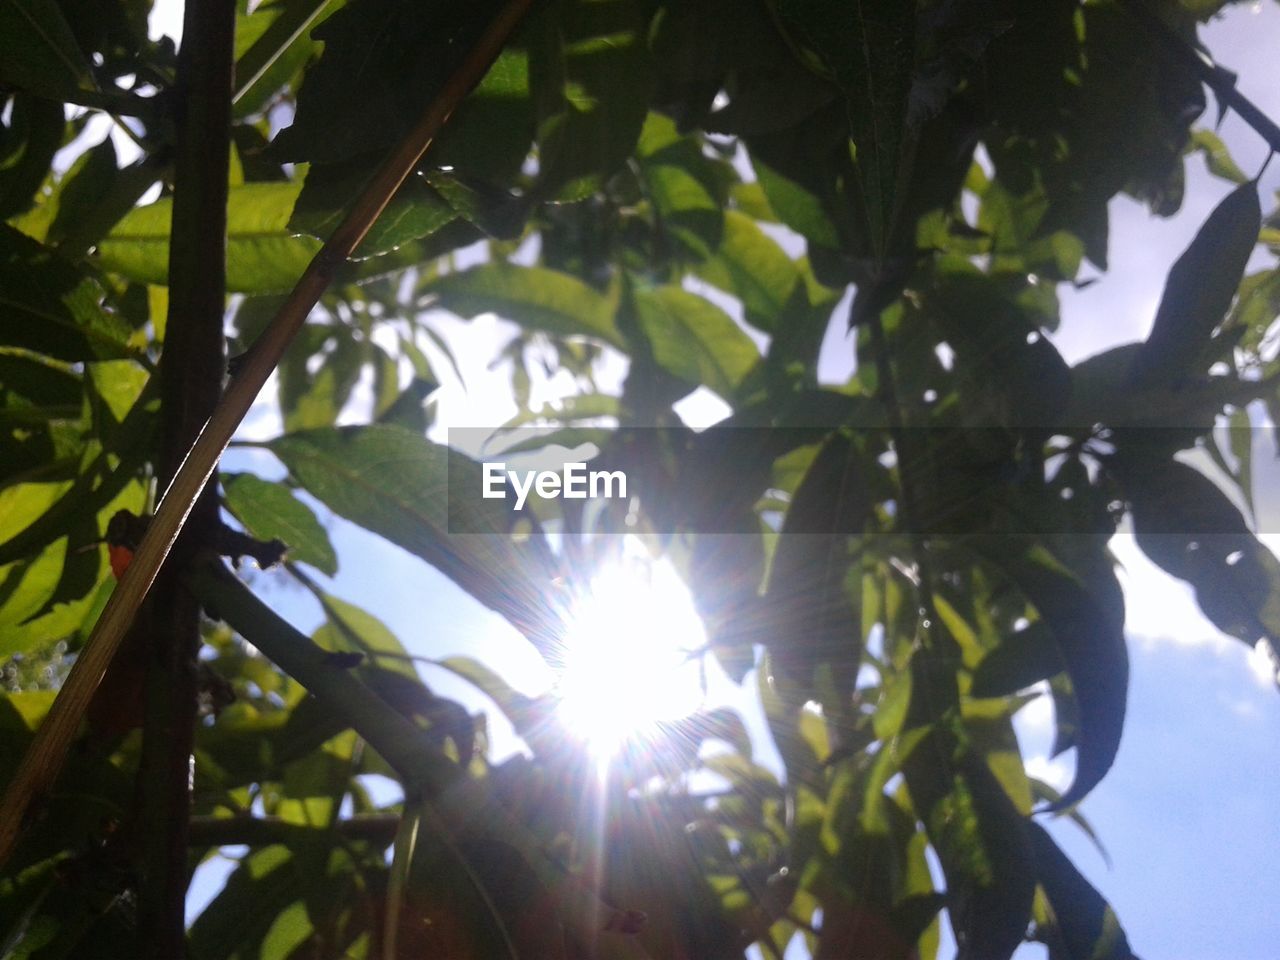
[0,0,537,871]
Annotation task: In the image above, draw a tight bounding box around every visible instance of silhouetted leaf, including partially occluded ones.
[529,0,651,199]
[0,0,95,99]
[1129,181,1261,388]
[0,225,131,360]
[971,622,1062,698]
[972,539,1127,808]
[1029,822,1137,960]
[1114,451,1280,646]
[903,731,1036,960]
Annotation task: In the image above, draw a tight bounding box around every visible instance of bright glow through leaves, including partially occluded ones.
[554,559,707,755]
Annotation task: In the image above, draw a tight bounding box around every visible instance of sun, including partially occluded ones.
[553,558,708,755]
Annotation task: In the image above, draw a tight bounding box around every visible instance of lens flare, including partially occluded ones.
[554,560,707,754]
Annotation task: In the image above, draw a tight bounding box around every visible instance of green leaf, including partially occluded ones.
[1029,823,1137,960]
[1187,128,1247,185]
[632,285,760,397]
[751,155,840,248]
[312,592,415,678]
[0,96,65,220]
[1226,268,1280,355]
[269,425,558,646]
[433,655,545,739]
[0,0,96,99]
[233,0,344,118]
[97,182,321,294]
[0,224,132,360]
[278,329,366,431]
[222,473,338,575]
[1129,181,1261,388]
[635,113,727,254]
[428,262,622,346]
[694,210,799,333]
[45,136,118,246]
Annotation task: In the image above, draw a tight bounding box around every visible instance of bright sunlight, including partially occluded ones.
[553,557,708,755]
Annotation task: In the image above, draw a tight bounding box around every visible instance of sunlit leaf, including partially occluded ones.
[222,472,338,575]
[97,182,321,294]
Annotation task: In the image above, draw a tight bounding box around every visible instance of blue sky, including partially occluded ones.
[171,2,1280,956]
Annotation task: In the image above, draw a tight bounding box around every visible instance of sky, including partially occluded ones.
[125,1,1280,956]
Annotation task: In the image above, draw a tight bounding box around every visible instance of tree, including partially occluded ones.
[1,0,1278,956]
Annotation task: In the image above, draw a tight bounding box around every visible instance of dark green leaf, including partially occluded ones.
[529,0,652,199]
[0,96,65,220]
[270,0,530,174]
[45,136,118,246]
[1114,451,1280,646]
[0,224,131,360]
[290,160,457,258]
[233,0,344,118]
[903,732,1036,960]
[0,0,95,99]
[694,210,799,334]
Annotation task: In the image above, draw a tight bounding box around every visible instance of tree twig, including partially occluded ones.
[0,0,537,870]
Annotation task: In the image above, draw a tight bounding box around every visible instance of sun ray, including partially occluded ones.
[552,556,708,756]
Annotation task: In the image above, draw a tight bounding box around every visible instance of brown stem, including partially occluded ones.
[0,0,537,870]
[135,0,234,953]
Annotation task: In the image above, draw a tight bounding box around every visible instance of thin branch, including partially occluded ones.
[0,0,537,870]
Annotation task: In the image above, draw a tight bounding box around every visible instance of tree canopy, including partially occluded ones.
[1,0,1279,957]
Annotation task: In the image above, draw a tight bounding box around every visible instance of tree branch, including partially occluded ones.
[0,0,537,871]
[135,0,234,952]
